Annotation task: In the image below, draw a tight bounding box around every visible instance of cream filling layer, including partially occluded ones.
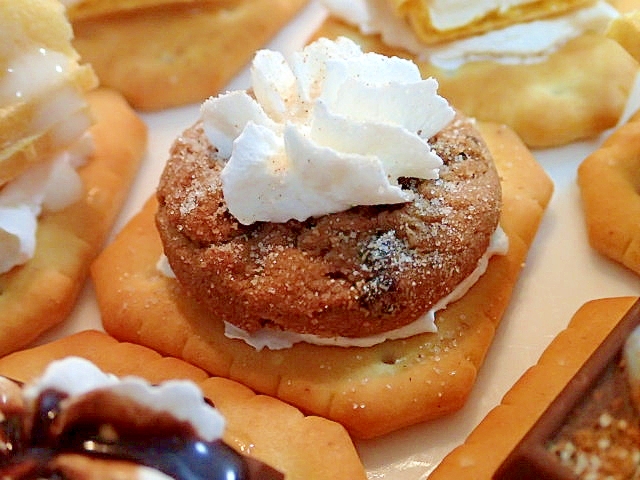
[1,48,94,157]
[224,225,509,350]
[0,133,92,274]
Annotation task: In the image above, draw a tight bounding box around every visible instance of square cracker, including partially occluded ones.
[70,0,310,111]
[578,109,640,276]
[311,16,638,148]
[0,88,146,357]
[92,121,553,439]
[0,330,366,480]
[429,296,639,479]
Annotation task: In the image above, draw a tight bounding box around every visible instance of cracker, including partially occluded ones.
[578,109,640,276]
[429,296,639,479]
[0,88,146,357]
[92,120,552,439]
[0,330,367,480]
[70,0,310,111]
[64,0,199,20]
[607,10,640,62]
[311,16,638,148]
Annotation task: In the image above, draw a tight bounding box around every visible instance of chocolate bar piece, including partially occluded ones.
[494,299,640,479]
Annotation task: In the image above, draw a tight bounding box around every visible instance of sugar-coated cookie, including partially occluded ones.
[155,113,502,339]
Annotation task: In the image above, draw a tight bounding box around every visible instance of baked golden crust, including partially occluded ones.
[70,0,310,111]
[312,16,638,148]
[430,296,639,479]
[578,109,640,276]
[0,88,146,356]
[155,114,502,338]
[0,330,367,480]
[92,120,552,438]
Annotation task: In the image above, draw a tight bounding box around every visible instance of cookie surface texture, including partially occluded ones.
[578,109,640,276]
[92,121,553,439]
[312,17,638,148]
[0,330,366,480]
[70,0,310,111]
[429,296,639,479]
[155,115,502,338]
[0,88,146,356]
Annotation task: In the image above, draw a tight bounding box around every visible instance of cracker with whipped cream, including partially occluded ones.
[315,0,638,148]
[578,109,640,276]
[67,0,309,111]
[0,88,147,356]
[0,0,147,355]
[0,330,366,479]
[92,39,553,438]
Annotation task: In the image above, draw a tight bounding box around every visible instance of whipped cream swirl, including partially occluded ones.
[201,36,455,225]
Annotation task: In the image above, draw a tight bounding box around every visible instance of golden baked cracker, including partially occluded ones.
[0,330,367,480]
[92,120,553,439]
[312,17,638,148]
[0,88,146,357]
[606,10,640,61]
[609,0,640,13]
[429,296,639,479]
[70,0,310,111]
[578,109,640,276]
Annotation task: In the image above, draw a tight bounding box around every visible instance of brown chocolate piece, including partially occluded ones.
[494,299,640,479]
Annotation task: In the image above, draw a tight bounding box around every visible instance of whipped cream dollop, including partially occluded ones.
[201,36,455,225]
[23,357,225,442]
[322,0,619,69]
[0,135,91,274]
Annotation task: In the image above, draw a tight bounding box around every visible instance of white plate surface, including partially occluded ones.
[39,2,640,478]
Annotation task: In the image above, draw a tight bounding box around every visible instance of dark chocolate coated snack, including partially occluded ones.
[0,379,283,480]
[494,299,640,479]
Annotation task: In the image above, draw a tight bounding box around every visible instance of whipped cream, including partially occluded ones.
[201,36,455,225]
[23,357,225,442]
[322,0,619,69]
[225,225,509,350]
[0,134,91,274]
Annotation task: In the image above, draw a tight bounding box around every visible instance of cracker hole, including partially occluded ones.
[382,353,400,365]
